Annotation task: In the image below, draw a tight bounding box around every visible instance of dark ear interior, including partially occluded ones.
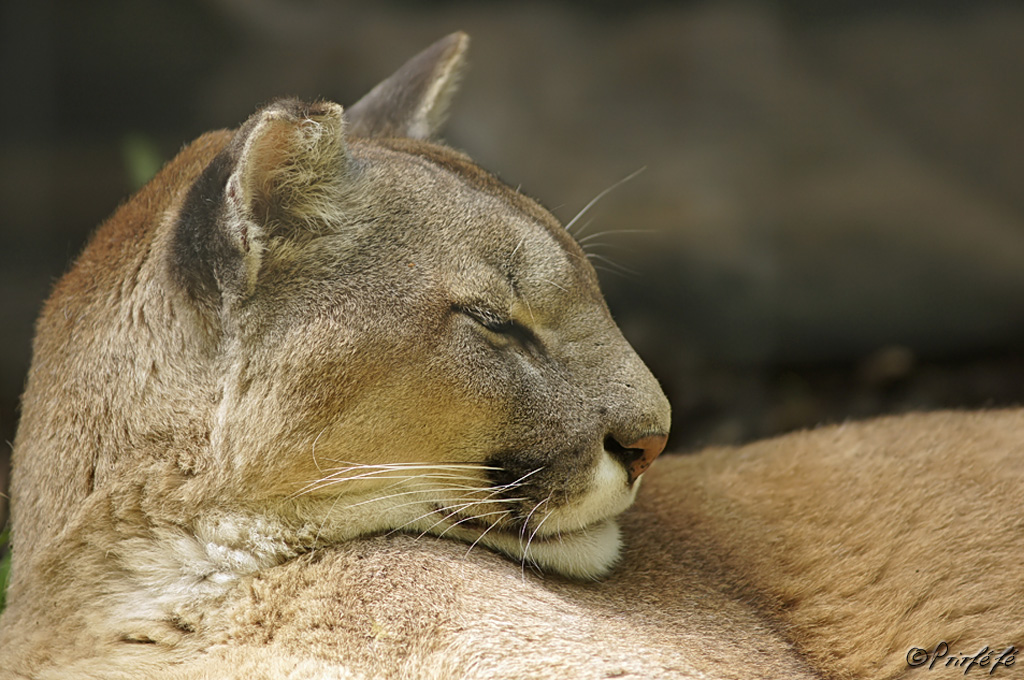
[171,32,471,307]
[172,99,350,305]
[345,31,469,140]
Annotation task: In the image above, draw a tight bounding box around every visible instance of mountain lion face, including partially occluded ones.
[201,129,670,578]
[10,33,670,584]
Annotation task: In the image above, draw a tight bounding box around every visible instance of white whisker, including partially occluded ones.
[288,465,493,499]
[464,512,509,557]
[591,264,631,279]
[578,241,641,257]
[539,278,569,293]
[313,493,345,545]
[385,507,445,538]
[493,466,544,493]
[435,509,512,539]
[317,460,502,472]
[522,504,555,577]
[309,426,330,474]
[522,295,536,325]
[289,459,561,567]
[299,472,455,492]
[579,241,616,252]
[518,495,551,548]
[563,167,646,237]
[410,502,475,538]
[399,492,531,539]
[509,236,526,261]
[290,472,421,500]
[343,487,527,513]
[585,253,637,276]
[576,228,655,246]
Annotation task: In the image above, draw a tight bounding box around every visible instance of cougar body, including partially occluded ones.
[1,33,1020,680]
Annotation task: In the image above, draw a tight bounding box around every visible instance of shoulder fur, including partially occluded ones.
[3,32,1022,680]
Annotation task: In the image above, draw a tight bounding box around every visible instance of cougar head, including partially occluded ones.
[13,33,670,583]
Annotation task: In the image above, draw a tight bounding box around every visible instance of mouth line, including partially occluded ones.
[420,503,626,579]
[431,504,599,543]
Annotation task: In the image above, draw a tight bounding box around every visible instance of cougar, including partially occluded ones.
[1,32,1021,680]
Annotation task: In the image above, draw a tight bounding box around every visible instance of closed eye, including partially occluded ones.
[453,304,541,351]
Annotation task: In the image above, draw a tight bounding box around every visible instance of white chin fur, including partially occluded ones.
[475,518,623,580]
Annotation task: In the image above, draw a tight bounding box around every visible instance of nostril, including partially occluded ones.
[603,435,639,460]
[604,433,668,484]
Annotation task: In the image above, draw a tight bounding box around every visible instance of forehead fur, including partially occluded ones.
[361,136,602,290]
[367,138,552,224]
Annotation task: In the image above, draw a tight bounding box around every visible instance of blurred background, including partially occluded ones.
[2,0,1024,531]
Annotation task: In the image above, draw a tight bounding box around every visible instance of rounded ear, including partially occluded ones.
[228,99,350,232]
[345,31,469,140]
[172,99,350,305]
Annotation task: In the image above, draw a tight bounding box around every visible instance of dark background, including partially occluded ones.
[3,0,1024,530]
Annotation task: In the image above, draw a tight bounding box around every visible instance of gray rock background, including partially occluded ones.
[3,1,1024,526]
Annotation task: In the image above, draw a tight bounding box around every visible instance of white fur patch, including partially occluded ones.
[481,518,624,580]
[115,448,639,621]
[113,514,298,625]
[541,450,638,535]
[412,449,639,580]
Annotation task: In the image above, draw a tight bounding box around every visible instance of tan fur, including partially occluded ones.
[2,33,1022,680]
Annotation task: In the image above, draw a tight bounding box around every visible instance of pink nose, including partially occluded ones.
[609,433,668,484]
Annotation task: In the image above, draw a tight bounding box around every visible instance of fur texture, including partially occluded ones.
[2,32,1021,680]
